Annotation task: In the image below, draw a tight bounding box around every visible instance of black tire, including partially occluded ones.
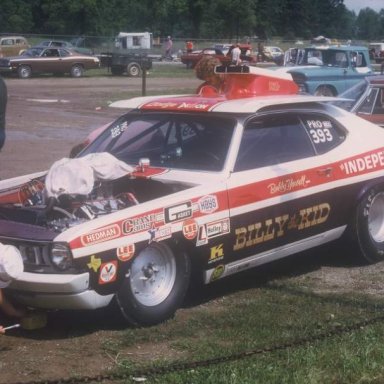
[18,65,32,79]
[186,61,193,69]
[314,85,335,96]
[127,62,141,77]
[70,64,84,78]
[351,186,384,264]
[116,242,191,326]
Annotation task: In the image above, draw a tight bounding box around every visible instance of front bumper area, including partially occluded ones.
[8,271,114,310]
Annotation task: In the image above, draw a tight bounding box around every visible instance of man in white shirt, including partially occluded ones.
[231,44,241,65]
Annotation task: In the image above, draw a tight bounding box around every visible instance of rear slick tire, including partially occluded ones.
[116,242,191,326]
[352,186,384,264]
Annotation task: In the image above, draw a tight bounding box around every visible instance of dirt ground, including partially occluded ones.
[1,70,384,384]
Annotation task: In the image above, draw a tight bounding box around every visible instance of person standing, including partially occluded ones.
[231,44,241,65]
[186,41,193,53]
[0,75,7,151]
[164,36,173,59]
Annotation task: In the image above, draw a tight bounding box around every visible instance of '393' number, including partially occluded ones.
[309,128,333,143]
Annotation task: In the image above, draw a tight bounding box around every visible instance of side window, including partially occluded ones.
[59,49,70,57]
[234,114,315,171]
[357,88,379,115]
[373,89,384,114]
[301,113,345,154]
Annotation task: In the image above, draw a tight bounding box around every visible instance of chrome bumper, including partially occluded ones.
[8,271,114,310]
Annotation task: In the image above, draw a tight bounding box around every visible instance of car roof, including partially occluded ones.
[110,66,340,113]
[306,44,367,51]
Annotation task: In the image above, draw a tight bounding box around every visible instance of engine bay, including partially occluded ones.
[0,176,189,233]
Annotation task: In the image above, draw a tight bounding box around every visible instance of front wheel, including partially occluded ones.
[70,64,84,78]
[18,65,32,79]
[351,186,384,264]
[116,242,191,326]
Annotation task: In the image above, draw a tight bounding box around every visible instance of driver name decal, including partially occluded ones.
[268,175,311,194]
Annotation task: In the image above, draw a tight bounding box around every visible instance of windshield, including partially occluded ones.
[332,79,368,111]
[80,112,236,171]
[22,47,44,57]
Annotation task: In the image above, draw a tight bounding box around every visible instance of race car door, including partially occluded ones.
[222,110,347,277]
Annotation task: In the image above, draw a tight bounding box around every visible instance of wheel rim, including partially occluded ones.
[368,192,384,243]
[129,66,140,76]
[129,244,176,306]
[72,66,82,77]
[19,66,31,78]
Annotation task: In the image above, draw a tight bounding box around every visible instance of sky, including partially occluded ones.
[343,0,384,13]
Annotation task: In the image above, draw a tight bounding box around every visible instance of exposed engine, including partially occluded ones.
[0,154,191,234]
[0,175,189,234]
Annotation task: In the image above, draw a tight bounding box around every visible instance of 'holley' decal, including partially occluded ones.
[196,218,230,246]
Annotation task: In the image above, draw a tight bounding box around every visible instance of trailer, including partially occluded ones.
[99,52,152,77]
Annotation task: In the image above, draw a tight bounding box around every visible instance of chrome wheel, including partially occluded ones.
[129,243,176,306]
[116,241,191,325]
[367,192,384,243]
[18,65,32,79]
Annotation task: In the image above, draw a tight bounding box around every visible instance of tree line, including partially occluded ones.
[0,0,383,41]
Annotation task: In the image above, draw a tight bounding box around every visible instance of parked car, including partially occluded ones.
[280,45,373,96]
[37,40,93,55]
[333,75,384,127]
[262,46,284,64]
[2,66,384,326]
[0,36,29,58]
[0,46,100,78]
[181,44,255,69]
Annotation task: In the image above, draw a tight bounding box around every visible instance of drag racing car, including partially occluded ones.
[1,66,384,326]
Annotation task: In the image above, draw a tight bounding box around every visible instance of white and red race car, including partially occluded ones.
[1,66,384,326]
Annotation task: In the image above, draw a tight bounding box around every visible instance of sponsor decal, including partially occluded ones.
[164,202,193,223]
[209,244,224,264]
[117,244,135,262]
[268,175,310,195]
[196,218,230,246]
[210,264,225,282]
[81,224,121,246]
[87,255,102,272]
[142,99,214,111]
[233,203,330,251]
[122,214,156,234]
[149,225,172,242]
[98,261,118,285]
[183,219,198,240]
[340,150,384,176]
[198,195,218,214]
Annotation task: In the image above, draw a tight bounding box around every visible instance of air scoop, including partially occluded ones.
[215,65,299,99]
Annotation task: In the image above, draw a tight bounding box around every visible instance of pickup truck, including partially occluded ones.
[281,45,373,96]
[99,52,152,77]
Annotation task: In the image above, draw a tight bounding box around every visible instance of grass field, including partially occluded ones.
[95,247,384,384]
